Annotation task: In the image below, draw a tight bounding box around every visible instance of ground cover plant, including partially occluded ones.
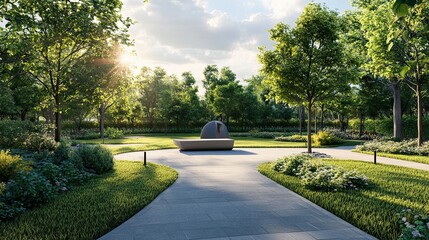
[0,161,178,239]
[272,154,369,191]
[356,139,429,165]
[0,143,113,221]
[259,160,429,240]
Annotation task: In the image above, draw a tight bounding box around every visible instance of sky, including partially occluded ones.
[121,0,353,86]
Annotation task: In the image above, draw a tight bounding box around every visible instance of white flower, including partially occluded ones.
[402,217,407,222]
[411,230,423,237]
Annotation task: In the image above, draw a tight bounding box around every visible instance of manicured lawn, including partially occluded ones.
[0,161,178,240]
[74,134,362,155]
[355,150,429,165]
[259,160,429,240]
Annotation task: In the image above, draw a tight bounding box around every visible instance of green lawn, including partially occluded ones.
[0,161,178,240]
[259,160,429,240]
[355,150,429,165]
[74,134,363,155]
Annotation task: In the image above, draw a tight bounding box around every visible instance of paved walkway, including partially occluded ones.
[100,147,429,240]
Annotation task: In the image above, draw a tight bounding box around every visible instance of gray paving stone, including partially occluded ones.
[99,148,387,240]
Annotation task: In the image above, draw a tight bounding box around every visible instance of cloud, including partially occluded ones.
[121,0,352,86]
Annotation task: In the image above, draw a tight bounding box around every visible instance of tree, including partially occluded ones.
[212,81,243,125]
[389,0,429,145]
[259,3,345,153]
[353,0,407,140]
[1,0,132,141]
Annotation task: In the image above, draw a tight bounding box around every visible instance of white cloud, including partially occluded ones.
[262,0,305,19]
[121,0,352,88]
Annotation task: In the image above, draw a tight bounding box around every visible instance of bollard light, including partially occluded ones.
[374,150,377,164]
[144,151,147,166]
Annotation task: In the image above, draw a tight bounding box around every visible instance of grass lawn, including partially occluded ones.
[259,160,429,240]
[0,161,178,240]
[355,150,429,165]
[74,134,363,155]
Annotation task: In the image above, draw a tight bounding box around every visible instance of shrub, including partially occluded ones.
[356,139,429,156]
[105,127,124,139]
[23,133,57,152]
[275,135,307,142]
[272,154,312,175]
[75,132,100,140]
[272,154,369,192]
[38,162,65,190]
[397,209,429,240]
[3,171,54,208]
[313,131,342,146]
[53,142,73,164]
[78,145,114,174]
[0,150,32,182]
[0,182,4,196]
[300,166,368,191]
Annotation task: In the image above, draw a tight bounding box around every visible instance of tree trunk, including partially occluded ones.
[299,106,302,135]
[391,81,402,139]
[54,110,61,142]
[307,103,312,153]
[99,103,106,139]
[54,96,61,142]
[320,104,324,130]
[20,110,27,121]
[416,79,423,146]
[314,107,317,134]
[359,112,364,138]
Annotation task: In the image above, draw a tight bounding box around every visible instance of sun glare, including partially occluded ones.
[119,51,141,76]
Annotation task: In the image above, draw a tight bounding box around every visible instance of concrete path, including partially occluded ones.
[98,147,429,240]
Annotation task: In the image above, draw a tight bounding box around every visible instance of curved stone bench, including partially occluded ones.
[173,138,234,151]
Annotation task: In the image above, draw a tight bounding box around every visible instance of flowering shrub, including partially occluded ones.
[272,154,312,175]
[356,139,429,156]
[313,131,343,146]
[272,154,369,191]
[397,209,429,240]
[299,165,369,191]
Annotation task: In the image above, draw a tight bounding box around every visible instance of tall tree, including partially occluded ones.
[390,0,429,145]
[259,3,345,153]
[353,0,406,139]
[1,0,132,141]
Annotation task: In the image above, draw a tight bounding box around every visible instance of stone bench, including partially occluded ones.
[173,138,234,151]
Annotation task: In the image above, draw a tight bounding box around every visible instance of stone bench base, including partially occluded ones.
[173,138,234,151]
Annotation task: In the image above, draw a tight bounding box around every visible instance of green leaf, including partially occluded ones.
[402,30,409,40]
[388,42,394,51]
[400,65,410,77]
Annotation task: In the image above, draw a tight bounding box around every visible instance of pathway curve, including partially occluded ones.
[100,147,428,240]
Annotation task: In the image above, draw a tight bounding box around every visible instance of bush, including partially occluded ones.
[275,135,307,142]
[356,139,429,156]
[38,162,65,190]
[272,154,312,175]
[0,120,56,151]
[105,127,124,139]
[3,171,55,208]
[75,132,100,140]
[272,154,369,192]
[78,145,114,174]
[300,165,368,191]
[397,209,429,240]
[53,142,74,164]
[312,131,342,146]
[0,150,32,182]
[23,132,57,152]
